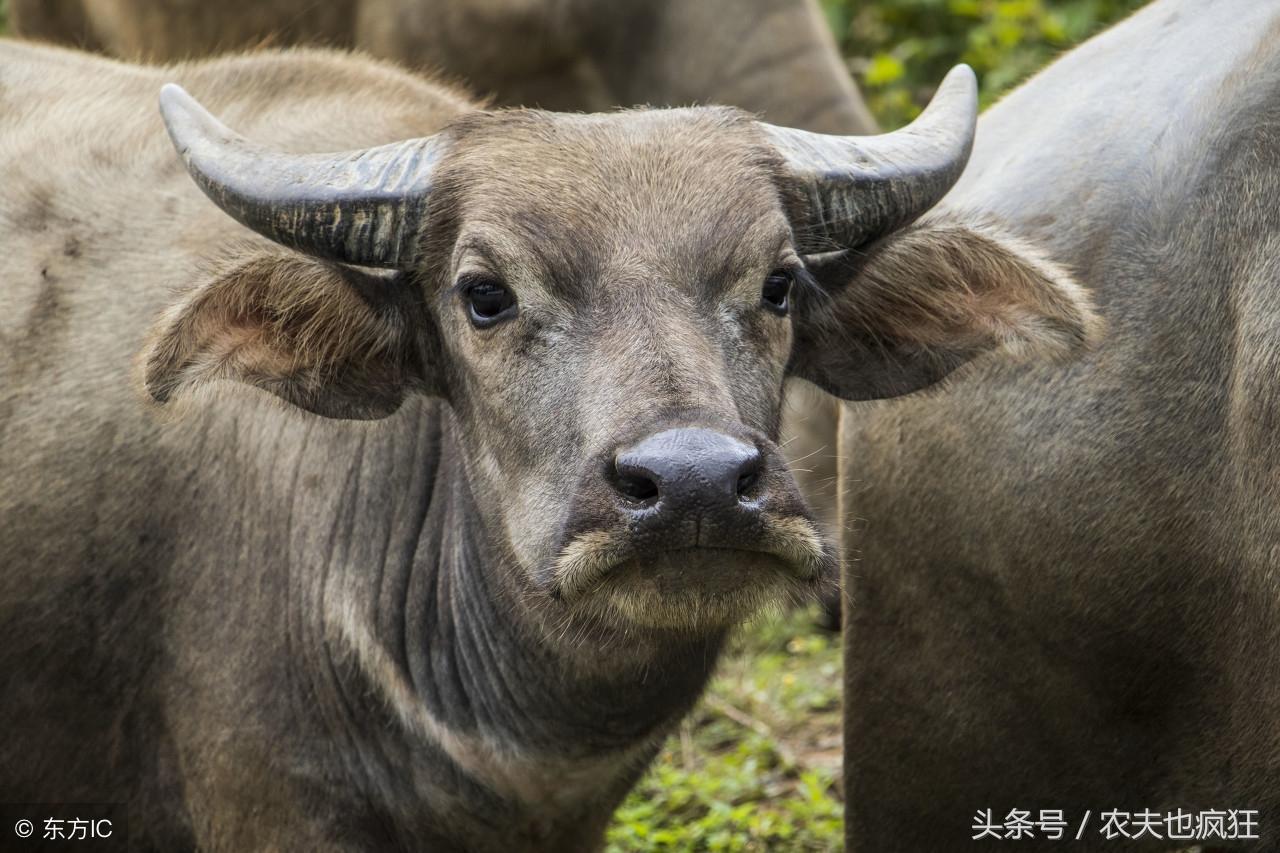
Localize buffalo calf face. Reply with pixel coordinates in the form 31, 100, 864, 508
143, 70, 1098, 634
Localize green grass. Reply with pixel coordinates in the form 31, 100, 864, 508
606, 606, 843, 852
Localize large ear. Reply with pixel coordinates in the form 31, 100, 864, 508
789, 218, 1101, 400
141, 251, 434, 419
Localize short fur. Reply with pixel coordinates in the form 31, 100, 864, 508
10, 0, 870, 622
837, 0, 1280, 849
142, 251, 429, 418
0, 42, 1091, 851
8, 0, 876, 135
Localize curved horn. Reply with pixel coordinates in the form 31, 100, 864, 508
763, 64, 978, 254
159, 84, 444, 268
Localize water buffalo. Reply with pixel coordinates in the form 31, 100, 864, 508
0, 42, 1094, 851
9, 0, 869, 571
838, 0, 1280, 849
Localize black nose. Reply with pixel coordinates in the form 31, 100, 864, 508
613, 428, 763, 510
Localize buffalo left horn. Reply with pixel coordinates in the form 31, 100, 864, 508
763, 64, 979, 254
159, 84, 444, 269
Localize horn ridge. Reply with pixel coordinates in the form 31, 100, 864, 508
764, 64, 978, 254
159, 83, 443, 268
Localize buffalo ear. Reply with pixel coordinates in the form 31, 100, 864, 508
789, 218, 1101, 400
141, 251, 434, 419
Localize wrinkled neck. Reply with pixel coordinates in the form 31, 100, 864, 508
322, 403, 722, 788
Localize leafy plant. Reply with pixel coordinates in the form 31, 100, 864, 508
822, 0, 1151, 127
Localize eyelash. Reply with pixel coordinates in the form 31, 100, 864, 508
761, 267, 798, 316
458, 274, 518, 328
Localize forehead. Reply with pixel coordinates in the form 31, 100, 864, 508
440, 108, 793, 287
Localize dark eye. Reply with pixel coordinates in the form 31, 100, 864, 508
461, 276, 517, 328
761, 269, 793, 315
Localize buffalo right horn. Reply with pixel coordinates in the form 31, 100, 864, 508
159, 84, 445, 269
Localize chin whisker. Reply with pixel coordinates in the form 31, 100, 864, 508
758, 514, 838, 580
551, 529, 628, 601
544, 514, 834, 632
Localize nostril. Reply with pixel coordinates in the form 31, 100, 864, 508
615, 471, 660, 504
735, 451, 763, 499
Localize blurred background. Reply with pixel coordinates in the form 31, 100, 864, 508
0, 0, 1149, 129
0, 0, 1146, 849
823, 0, 1147, 127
